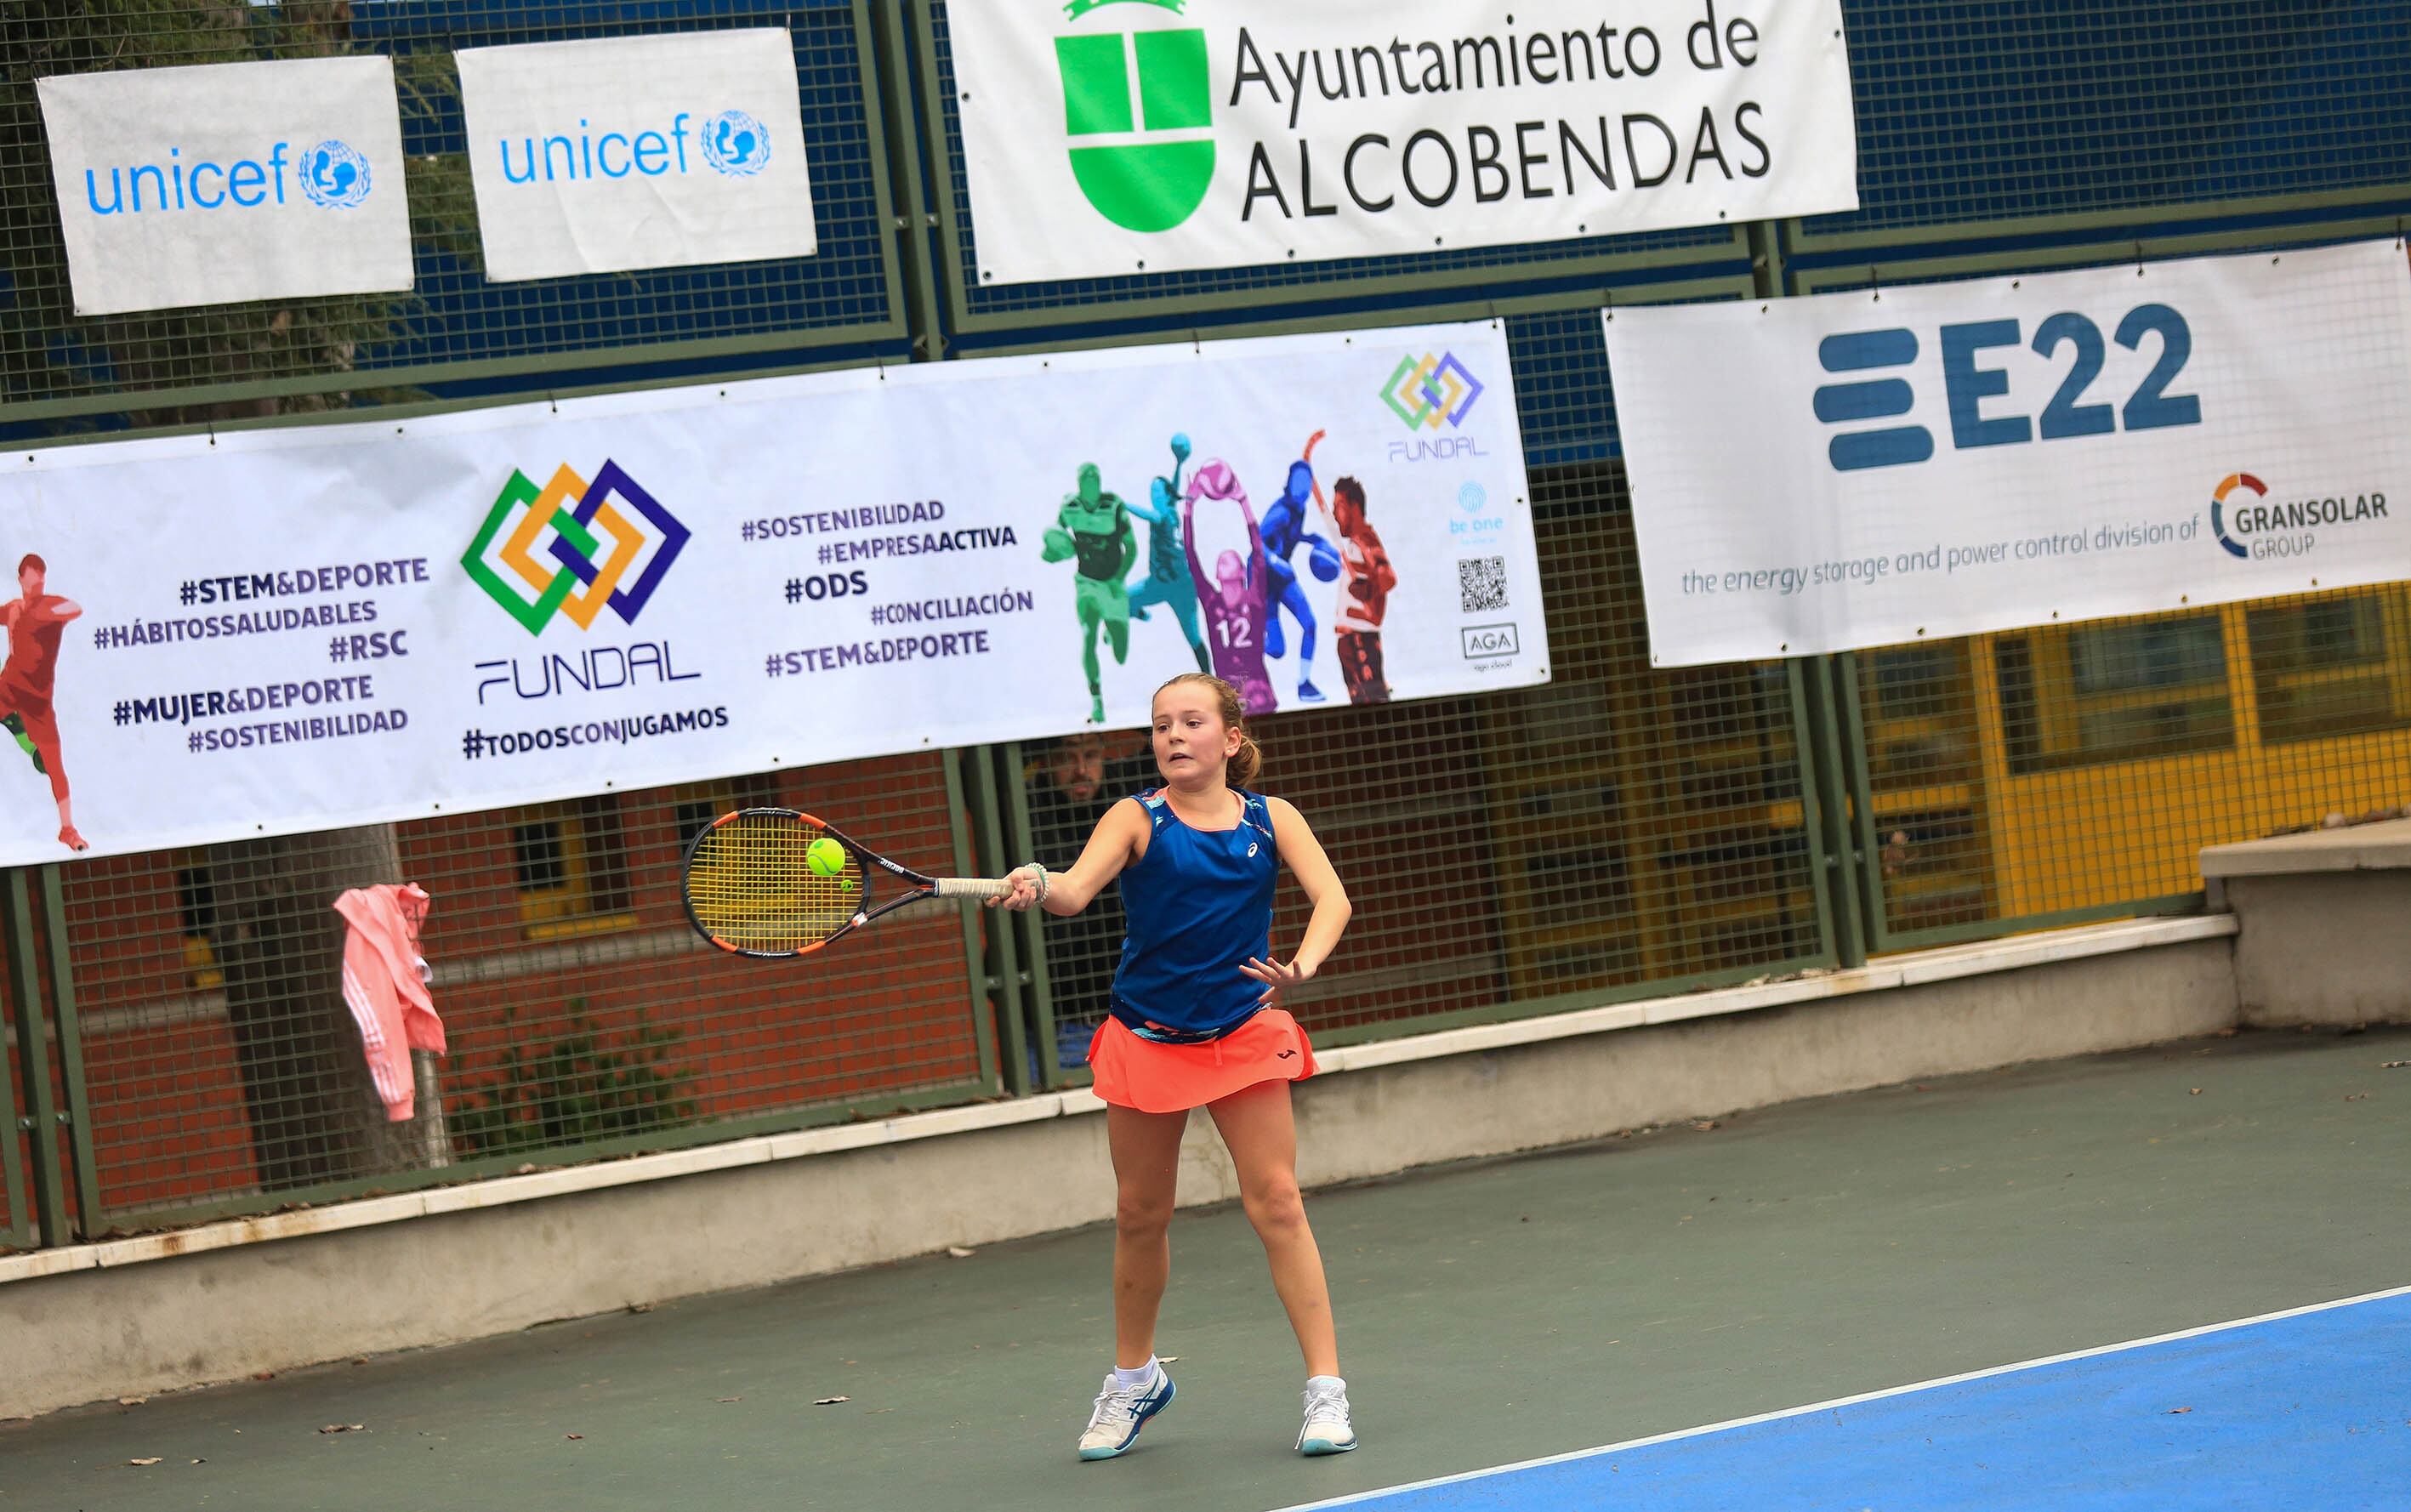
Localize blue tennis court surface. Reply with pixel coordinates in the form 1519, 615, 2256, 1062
1284, 1287, 2411, 1512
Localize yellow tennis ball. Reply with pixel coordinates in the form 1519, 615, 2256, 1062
805, 837, 849, 878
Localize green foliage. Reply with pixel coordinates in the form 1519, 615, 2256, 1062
450, 1001, 702, 1159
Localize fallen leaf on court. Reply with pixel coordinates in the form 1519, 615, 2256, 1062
626, 1303, 654, 1314
947, 1247, 975, 1259
2382, 1061, 2409, 1070
814, 1396, 851, 1406
2168, 1407, 2192, 1414
129, 1457, 162, 1465
251, 1372, 276, 1381
716, 1396, 742, 1403
2346, 1093, 2371, 1101
1692, 1120, 1719, 1131
2189, 1089, 2202, 1095
1158, 1356, 1179, 1363
117, 1395, 147, 1405
190, 1458, 207, 1464
318, 1424, 365, 1435
566, 1434, 584, 1441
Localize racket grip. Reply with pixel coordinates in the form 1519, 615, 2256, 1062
935, 876, 1014, 900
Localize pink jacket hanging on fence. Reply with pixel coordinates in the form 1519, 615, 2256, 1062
334, 884, 445, 1121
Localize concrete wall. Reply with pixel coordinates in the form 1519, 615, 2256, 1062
2225, 873, 2411, 1027
2202, 816, 2411, 1029
0, 925, 2237, 1421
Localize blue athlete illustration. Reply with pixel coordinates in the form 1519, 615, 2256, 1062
1259, 442, 1342, 705
1127, 433, 1212, 674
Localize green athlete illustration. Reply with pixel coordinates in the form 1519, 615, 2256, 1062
1042, 462, 1138, 725
1127, 432, 1211, 675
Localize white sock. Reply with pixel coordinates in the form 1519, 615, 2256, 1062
1113, 1357, 1160, 1390
1307, 1374, 1346, 1395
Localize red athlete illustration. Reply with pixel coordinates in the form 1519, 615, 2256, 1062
0, 554, 88, 851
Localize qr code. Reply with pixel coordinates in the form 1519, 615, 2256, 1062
1458, 555, 1508, 613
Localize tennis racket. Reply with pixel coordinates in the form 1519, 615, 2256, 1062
680, 808, 1014, 958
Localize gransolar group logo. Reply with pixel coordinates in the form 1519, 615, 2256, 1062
1055, 0, 1214, 234
463, 460, 691, 634
1380, 351, 1485, 431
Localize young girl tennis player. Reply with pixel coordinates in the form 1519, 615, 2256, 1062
995, 672, 1356, 1461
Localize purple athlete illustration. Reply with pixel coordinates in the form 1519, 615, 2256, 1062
1180, 459, 1276, 716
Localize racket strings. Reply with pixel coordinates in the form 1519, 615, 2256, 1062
686, 814, 865, 952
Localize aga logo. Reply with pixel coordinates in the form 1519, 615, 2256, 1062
1461, 622, 1520, 659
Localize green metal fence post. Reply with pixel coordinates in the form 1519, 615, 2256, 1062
944, 746, 1004, 1096
866, 0, 951, 359
3, 868, 67, 1244
35, 868, 99, 1237
0, 869, 31, 1250
964, 747, 1034, 1095
1802, 658, 1871, 969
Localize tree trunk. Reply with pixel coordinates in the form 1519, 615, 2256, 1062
204, 825, 444, 1192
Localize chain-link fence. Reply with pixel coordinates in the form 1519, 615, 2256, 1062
1, 1, 902, 434
0, 2, 2406, 1242
42, 752, 990, 1236
1002, 306, 1833, 1088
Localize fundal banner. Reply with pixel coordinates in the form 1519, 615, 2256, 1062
1604, 240, 2411, 667
948, 0, 1859, 283
0, 322, 1544, 867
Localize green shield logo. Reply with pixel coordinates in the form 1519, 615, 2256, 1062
1055, 0, 1214, 233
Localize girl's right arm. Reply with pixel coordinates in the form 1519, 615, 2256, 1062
993, 798, 1149, 915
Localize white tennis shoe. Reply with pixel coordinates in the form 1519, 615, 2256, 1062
1077, 1367, 1175, 1461
1298, 1377, 1357, 1455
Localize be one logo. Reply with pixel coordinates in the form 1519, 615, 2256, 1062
497, 109, 770, 185
1381, 351, 1485, 431
83, 138, 372, 216
463, 461, 691, 636
1055, 0, 1214, 233
1814, 305, 2202, 473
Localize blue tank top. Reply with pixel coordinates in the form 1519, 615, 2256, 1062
1111, 787, 1278, 1042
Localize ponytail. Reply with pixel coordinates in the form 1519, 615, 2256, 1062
1229, 731, 1263, 788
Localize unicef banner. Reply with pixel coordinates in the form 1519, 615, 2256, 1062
947, 0, 1858, 283
36, 57, 411, 315
457, 31, 818, 282
0, 322, 1543, 867
1605, 240, 2411, 667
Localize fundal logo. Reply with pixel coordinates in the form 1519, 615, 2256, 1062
463, 460, 691, 636
82, 139, 372, 215
1055, 0, 1214, 234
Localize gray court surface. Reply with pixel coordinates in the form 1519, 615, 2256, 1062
4, 1025, 2406, 1512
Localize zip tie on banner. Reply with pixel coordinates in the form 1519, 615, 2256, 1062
1602, 287, 1613, 322
1869, 265, 1881, 303
2135, 241, 2147, 278
1191, 329, 1202, 355
547, 391, 558, 414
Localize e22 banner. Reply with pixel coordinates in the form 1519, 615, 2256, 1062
1604, 240, 2411, 666
0, 321, 1544, 867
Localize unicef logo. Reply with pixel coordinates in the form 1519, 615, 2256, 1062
299, 139, 372, 208
1458, 481, 1487, 514
701, 111, 771, 177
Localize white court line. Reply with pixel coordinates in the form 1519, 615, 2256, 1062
1269, 1282, 2411, 1512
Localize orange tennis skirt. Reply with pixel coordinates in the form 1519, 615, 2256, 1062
1086, 1009, 1319, 1113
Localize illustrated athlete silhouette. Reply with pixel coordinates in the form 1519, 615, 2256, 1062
0, 554, 87, 851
